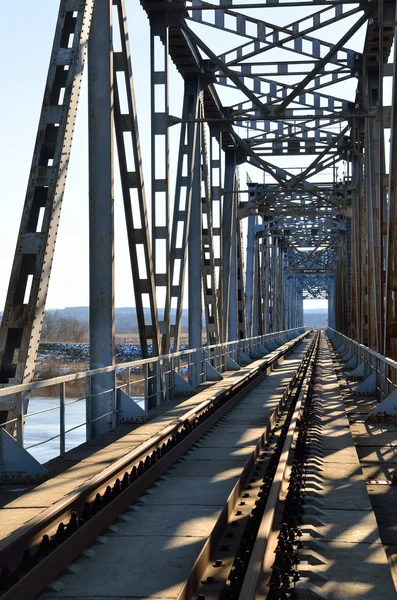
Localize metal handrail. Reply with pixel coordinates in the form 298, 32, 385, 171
0, 328, 304, 397
326, 327, 397, 402
0, 328, 306, 460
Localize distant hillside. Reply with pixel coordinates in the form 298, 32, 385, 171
0, 306, 329, 332
52, 307, 190, 333
304, 309, 328, 328
62, 306, 329, 330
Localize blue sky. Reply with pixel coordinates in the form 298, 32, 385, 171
0, 2, 160, 310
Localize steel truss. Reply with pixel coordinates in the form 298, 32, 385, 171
1, 0, 397, 432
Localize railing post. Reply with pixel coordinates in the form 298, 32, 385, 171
170, 355, 175, 397
187, 349, 199, 389
86, 377, 92, 442
144, 363, 149, 411
164, 359, 169, 403
125, 367, 131, 397
16, 392, 24, 447
161, 359, 167, 403
113, 371, 117, 428
155, 360, 161, 407
60, 382, 66, 456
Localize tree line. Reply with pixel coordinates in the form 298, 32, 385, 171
41, 311, 89, 343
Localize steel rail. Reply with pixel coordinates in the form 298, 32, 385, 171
0, 331, 310, 600
178, 331, 320, 599
240, 332, 320, 599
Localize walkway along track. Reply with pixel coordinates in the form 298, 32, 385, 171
0, 331, 311, 599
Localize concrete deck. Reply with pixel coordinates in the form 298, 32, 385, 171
37, 342, 311, 599
0, 340, 299, 544
4, 333, 392, 599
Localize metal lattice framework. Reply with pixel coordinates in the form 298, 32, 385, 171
1, 0, 397, 427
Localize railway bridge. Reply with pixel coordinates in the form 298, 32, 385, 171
1, 0, 397, 597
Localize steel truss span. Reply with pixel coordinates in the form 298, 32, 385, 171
0, 1, 396, 421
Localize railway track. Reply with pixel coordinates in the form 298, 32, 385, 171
0, 330, 317, 600
181, 331, 320, 600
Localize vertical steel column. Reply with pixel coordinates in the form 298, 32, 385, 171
254, 236, 262, 337
113, 0, 160, 358
228, 171, 238, 342
378, 0, 386, 354
201, 117, 220, 345
351, 121, 363, 343
291, 274, 295, 331
335, 233, 348, 334
284, 275, 290, 330
345, 216, 353, 338
361, 126, 369, 347
275, 241, 284, 331
286, 274, 296, 331
363, 60, 384, 351
88, 0, 115, 436
221, 151, 236, 342
385, 4, 397, 358
0, 1, 93, 427
292, 277, 296, 331
367, 117, 382, 350
150, 14, 170, 354
246, 214, 256, 338
357, 119, 366, 344
256, 222, 265, 336
335, 237, 341, 331
210, 126, 222, 339
269, 236, 276, 331
328, 276, 336, 329
237, 219, 246, 339
188, 95, 202, 352
297, 279, 303, 328
189, 101, 202, 387
263, 228, 270, 333
273, 242, 279, 332
298, 279, 302, 328
292, 277, 297, 328
168, 80, 201, 351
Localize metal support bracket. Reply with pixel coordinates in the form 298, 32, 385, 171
356, 371, 377, 394
0, 429, 48, 484
205, 361, 223, 381
366, 389, 397, 419
117, 389, 148, 424
172, 371, 195, 395
349, 362, 365, 377
238, 350, 253, 365
258, 344, 270, 355
344, 356, 358, 370
226, 356, 241, 371
266, 339, 279, 351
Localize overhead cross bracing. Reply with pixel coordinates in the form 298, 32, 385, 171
0, 0, 397, 429
163, 0, 366, 338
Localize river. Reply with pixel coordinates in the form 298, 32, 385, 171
24, 396, 144, 464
